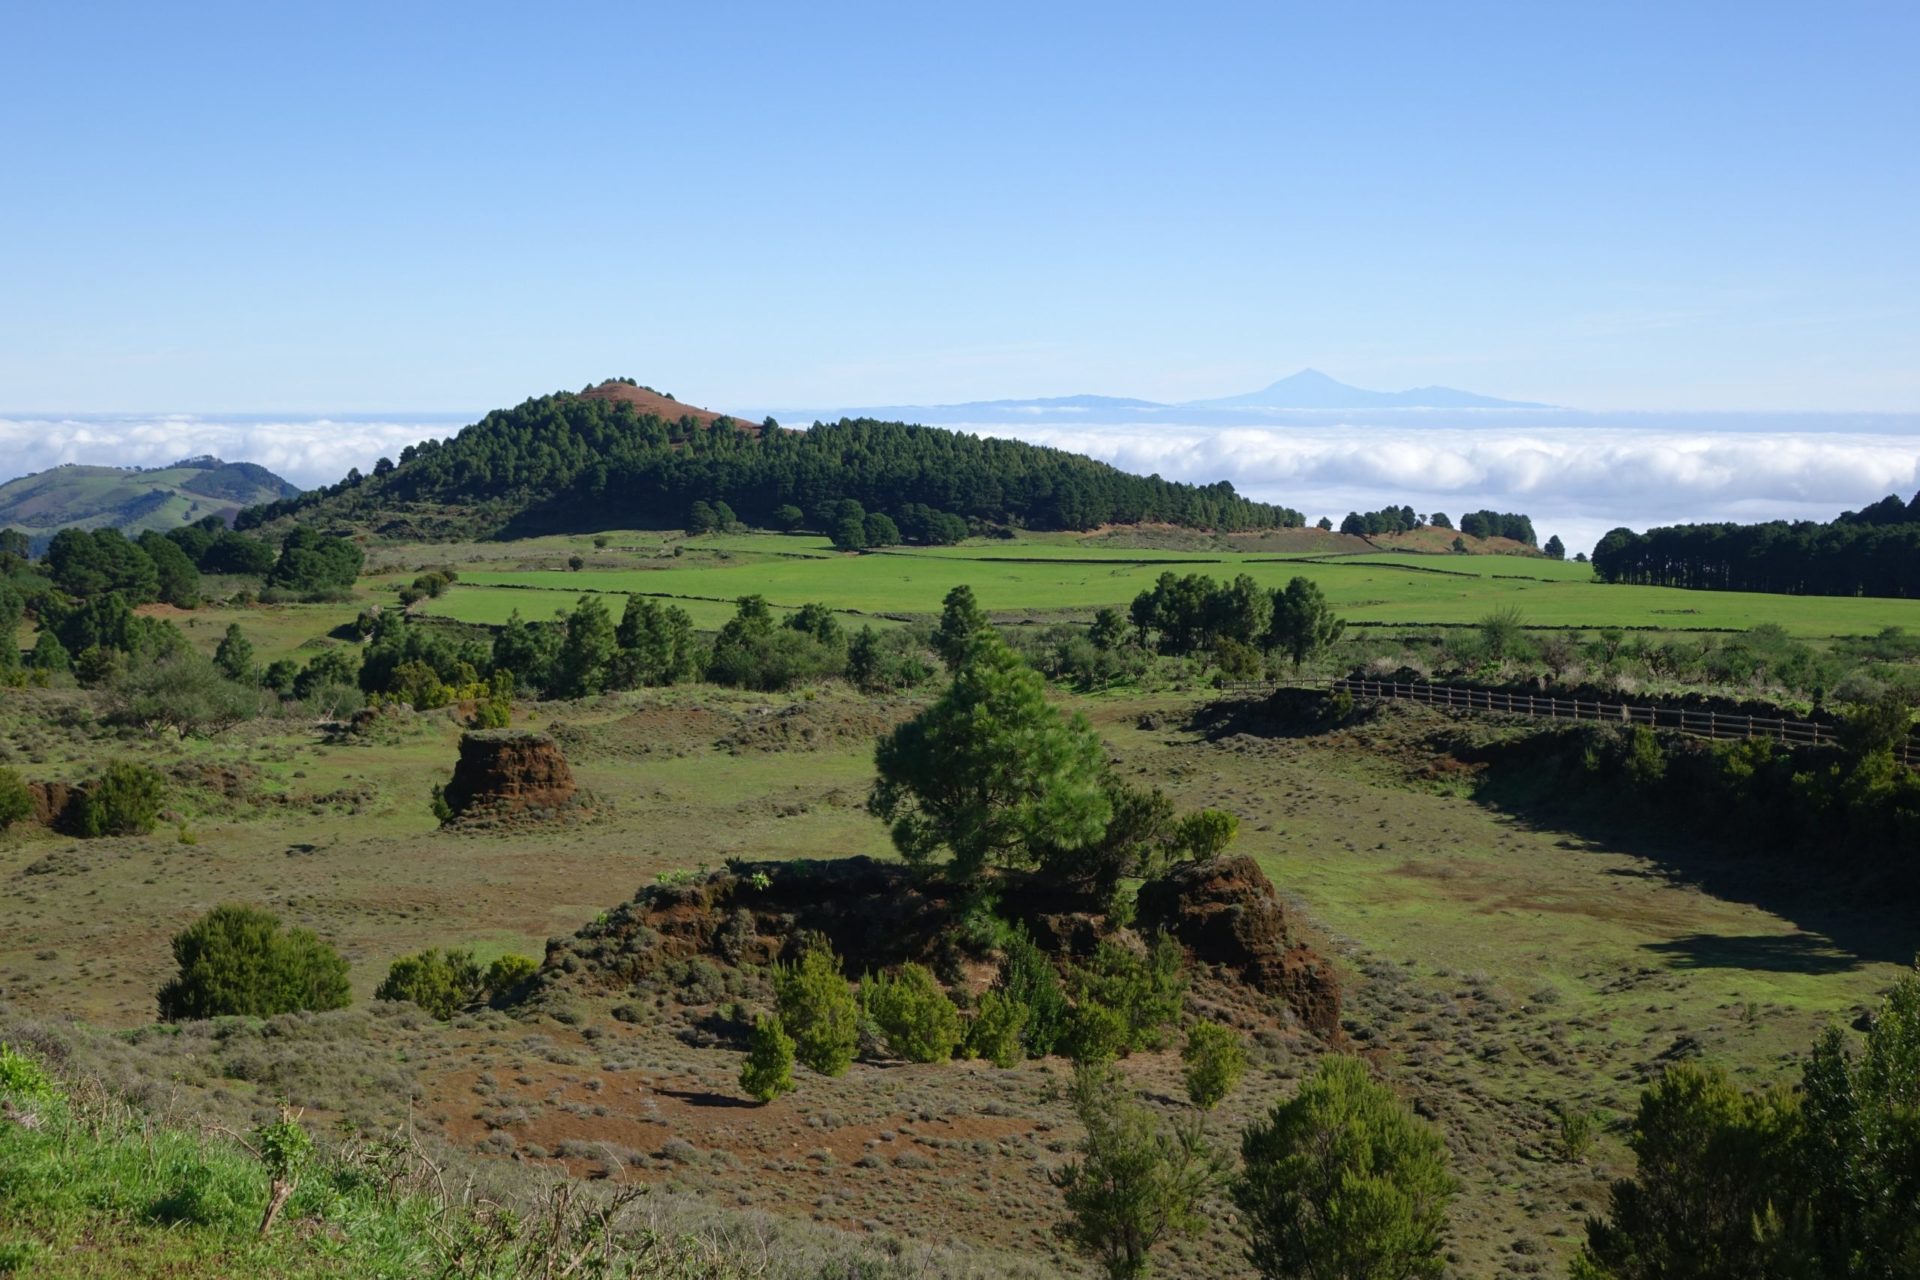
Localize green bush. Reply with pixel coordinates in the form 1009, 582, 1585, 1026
0, 767, 31, 831
1068, 935, 1187, 1054
998, 927, 1069, 1057
156, 905, 352, 1021
375, 948, 484, 1019
967, 989, 1029, 1068
862, 964, 962, 1063
483, 953, 539, 1000
1182, 1020, 1247, 1112
73, 760, 167, 837
0, 1044, 58, 1101
740, 1015, 797, 1103
775, 945, 859, 1077
1236, 1055, 1456, 1280
1062, 1001, 1128, 1066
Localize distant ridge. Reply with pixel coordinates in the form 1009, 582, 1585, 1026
1183, 368, 1552, 410
0, 456, 300, 546
766, 369, 1553, 423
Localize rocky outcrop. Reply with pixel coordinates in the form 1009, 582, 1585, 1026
1137, 855, 1343, 1038
439, 732, 580, 824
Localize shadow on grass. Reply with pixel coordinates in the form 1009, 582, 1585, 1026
655, 1087, 760, 1109
1643, 932, 1863, 974
1474, 779, 1920, 969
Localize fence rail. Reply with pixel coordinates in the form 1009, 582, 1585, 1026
1217, 677, 1919, 767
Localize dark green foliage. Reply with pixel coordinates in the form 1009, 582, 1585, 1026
870, 633, 1111, 879
741, 1014, 797, 1103
998, 927, 1070, 1057
608, 596, 696, 688
0, 766, 31, 830
774, 945, 859, 1077
772, 503, 805, 531
26, 631, 70, 673
293, 647, 361, 703
156, 905, 352, 1021
845, 624, 936, 693
687, 499, 718, 534
1067, 935, 1186, 1055
1573, 1064, 1808, 1280
265, 527, 363, 598
46, 528, 159, 602
245, 390, 1299, 536
197, 528, 277, 576
490, 610, 561, 694
1339, 504, 1420, 536
136, 530, 202, 606
550, 594, 617, 698
1579, 965, 1920, 1280
1268, 576, 1345, 669
1088, 607, 1128, 652
374, 948, 485, 1019
829, 513, 868, 551
72, 760, 167, 837
45, 591, 187, 663
861, 964, 962, 1063
1592, 492, 1920, 598
0, 582, 20, 669
1545, 533, 1566, 559
1459, 509, 1537, 544
1053, 1063, 1215, 1279
1036, 778, 1178, 889
213, 623, 255, 683
862, 512, 900, 548
707, 600, 844, 691
931, 584, 988, 670
1235, 1055, 1456, 1280
1182, 1020, 1247, 1112
358, 613, 482, 699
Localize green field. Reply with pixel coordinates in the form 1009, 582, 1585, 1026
408, 532, 1920, 637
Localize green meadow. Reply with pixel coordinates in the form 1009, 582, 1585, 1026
409, 532, 1920, 638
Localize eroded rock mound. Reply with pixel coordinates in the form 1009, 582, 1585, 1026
1137, 855, 1343, 1039
440, 732, 581, 825
25, 782, 79, 829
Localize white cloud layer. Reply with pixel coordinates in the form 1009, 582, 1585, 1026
2, 413, 1916, 557
969, 421, 1920, 554
0, 414, 465, 493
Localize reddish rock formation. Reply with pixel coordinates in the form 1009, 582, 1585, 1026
439, 732, 579, 824
1136, 855, 1343, 1039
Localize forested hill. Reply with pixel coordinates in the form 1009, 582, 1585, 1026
239, 381, 1304, 538
1593, 491, 1920, 598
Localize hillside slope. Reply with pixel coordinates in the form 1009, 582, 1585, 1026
0, 457, 299, 547
241, 379, 1304, 540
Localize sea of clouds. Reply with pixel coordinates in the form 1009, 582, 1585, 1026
2, 411, 1917, 555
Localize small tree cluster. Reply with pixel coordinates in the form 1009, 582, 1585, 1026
156, 905, 352, 1021
861, 963, 962, 1063
775, 944, 859, 1076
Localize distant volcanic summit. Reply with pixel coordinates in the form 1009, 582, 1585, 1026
1181, 368, 1553, 411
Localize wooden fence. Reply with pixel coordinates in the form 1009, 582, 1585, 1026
1218, 677, 1919, 766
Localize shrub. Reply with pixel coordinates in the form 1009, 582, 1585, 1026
375, 948, 485, 1019
775, 945, 859, 1077
999, 927, 1070, 1057
1068, 935, 1187, 1054
0, 767, 31, 831
73, 760, 166, 837
0, 1043, 58, 1100
968, 989, 1029, 1068
109, 652, 262, 737
484, 953, 539, 1000
1054, 1063, 1214, 1279
1236, 1055, 1456, 1280
862, 964, 962, 1063
156, 905, 352, 1021
740, 1015, 797, 1103
1062, 1001, 1128, 1066
1182, 1020, 1247, 1112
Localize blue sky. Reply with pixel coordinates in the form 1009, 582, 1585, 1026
2, 1, 1916, 414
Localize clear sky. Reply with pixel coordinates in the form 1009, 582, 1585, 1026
2, 1, 1916, 414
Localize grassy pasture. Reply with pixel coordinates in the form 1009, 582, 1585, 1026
425, 533, 1920, 637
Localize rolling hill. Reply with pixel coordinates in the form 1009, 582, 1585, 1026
0, 457, 300, 548
238, 379, 1303, 539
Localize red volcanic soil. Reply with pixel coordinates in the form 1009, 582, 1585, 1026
576, 380, 752, 430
